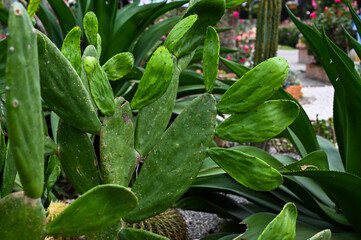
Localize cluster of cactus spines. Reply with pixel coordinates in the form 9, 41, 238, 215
125, 208, 187, 240
253, 0, 282, 65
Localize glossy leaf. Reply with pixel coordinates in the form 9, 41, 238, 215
278, 150, 329, 173
48, 0, 76, 36
133, 17, 180, 66
219, 56, 250, 78
272, 88, 320, 158
225, 0, 248, 8
47, 185, 138, 236
208, 148, 283, 191
283, 170, 361, 231
217, 57, 289, 113
216, 100, 300, 142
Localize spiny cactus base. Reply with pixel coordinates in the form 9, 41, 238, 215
126, 208, 187, 240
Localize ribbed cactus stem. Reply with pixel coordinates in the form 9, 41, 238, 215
254, 0, 282, 65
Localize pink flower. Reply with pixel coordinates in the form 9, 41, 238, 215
244, 45, 249, 51
233, 11, 239, 18
239, 44, 244, 48
310, 12, 316, 18
236, 36, 241, 41
324, 6, 328, 11
159, 18, 164, 22
335, 0, 341, 3
297, 17, 301, 20
226, 56, 231, 61
240, 58, 246, 63
250, 44, 254, 49
357, 10, 360, 14
312, 0, 317, 10
239, 19, 244, 23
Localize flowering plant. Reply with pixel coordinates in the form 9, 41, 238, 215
308, 0, 356, 52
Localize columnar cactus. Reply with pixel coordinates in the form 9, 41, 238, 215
253, 0, 282, 65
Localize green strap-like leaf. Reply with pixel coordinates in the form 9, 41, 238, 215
278, 150, 329, 173
225, 0, 248, 8
282, 170, 361, 232
48, 0, 76, 37
219, 56, 250, 78
133, 17, 180, 66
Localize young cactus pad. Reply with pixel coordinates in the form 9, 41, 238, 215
217, 57, 289, 114
6, 2, 44, 198
216, 100, 300, 143
130, 46, 174, 109
84, 56, 115, 116
208, 147, 283, 191
46, 184, 138, 237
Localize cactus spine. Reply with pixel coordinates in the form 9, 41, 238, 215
253, 0, 282, 65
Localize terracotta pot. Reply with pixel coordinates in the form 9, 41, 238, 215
285, 85, 303, 100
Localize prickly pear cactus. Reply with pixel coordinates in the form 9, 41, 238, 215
6, 2, 44, 199
0, 191, 46, 239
